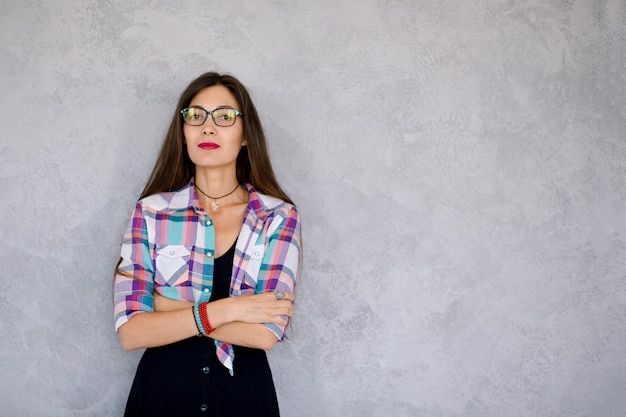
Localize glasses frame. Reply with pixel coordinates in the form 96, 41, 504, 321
180, 106, 243, 127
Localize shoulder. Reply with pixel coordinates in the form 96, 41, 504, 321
258, 193, 298, 217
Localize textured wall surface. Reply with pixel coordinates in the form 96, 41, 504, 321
1, 1, 625, 416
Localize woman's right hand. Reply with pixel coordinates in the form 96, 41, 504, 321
229, 292, 294, 326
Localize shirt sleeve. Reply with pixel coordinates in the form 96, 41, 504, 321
258, 205, 302, 341
113, 201, 155, 332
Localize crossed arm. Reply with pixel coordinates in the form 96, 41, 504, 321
118, 291, 294, 351
116, 201, 301, 352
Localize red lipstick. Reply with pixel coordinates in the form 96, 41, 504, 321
198, 142, 220, 150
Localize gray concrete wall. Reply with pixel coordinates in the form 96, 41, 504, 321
1, 1, 625, 416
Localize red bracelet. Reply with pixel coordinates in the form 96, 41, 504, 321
198, 302, 215, 335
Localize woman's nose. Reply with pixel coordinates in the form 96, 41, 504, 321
202, 118, 216, 134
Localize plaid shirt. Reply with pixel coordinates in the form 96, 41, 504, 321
113, 179, 302, 375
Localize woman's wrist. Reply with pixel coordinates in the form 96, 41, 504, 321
207, 296, 236, 327
193, 301, 217, 336
192, 297, 236, 336
199, 302, 216, 334
192, 304, 205, 336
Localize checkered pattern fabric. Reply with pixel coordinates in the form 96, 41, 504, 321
114, 179, 302, 374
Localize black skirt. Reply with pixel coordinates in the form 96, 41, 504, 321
123, 243, 280, 417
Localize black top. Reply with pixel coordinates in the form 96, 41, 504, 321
123, 242, 280, 417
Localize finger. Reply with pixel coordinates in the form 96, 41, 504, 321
272, 291, 295, 302
272, 305, 293, 317
268, 315, 289, 326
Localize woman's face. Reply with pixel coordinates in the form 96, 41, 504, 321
183, 85, 246, 172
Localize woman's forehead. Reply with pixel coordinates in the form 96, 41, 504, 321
190, 85, 240, 109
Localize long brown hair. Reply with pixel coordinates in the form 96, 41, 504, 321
139, 72, 293, 204
114, 73, 295, 279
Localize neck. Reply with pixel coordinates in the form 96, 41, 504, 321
194, 167, 239, 196
194, 167, 245, 211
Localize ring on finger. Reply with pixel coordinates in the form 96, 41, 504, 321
275, 291, 286, 300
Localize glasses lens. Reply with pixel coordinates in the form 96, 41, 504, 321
213, 108, 238, 126
182, 107, 207, 125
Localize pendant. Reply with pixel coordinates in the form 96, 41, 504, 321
210, 200, 220, 211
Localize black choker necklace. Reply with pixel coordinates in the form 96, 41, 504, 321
195, 183, 240, 212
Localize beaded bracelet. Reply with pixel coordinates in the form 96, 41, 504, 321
198, 302, 216, 335
193, 304, 205, 336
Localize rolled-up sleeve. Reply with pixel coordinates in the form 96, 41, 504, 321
113, 202, 155, 331
258, 205, 302, 341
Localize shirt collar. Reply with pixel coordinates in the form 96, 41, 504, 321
166, 178, 279, 221
166, 178, 200, 211
243, 182, 270, 222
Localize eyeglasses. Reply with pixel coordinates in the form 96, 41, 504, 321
180, 106, 243, 127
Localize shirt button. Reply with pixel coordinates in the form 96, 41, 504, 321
169, 251, 176, 256
200, 404, 208, 412
206, 220, 212, 226
254, 251, 260, 257
204, 288, 209, 293
202, 366, 210, 374
206, 251, 213, 257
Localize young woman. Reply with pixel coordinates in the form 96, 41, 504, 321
113, 72, 302, 416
